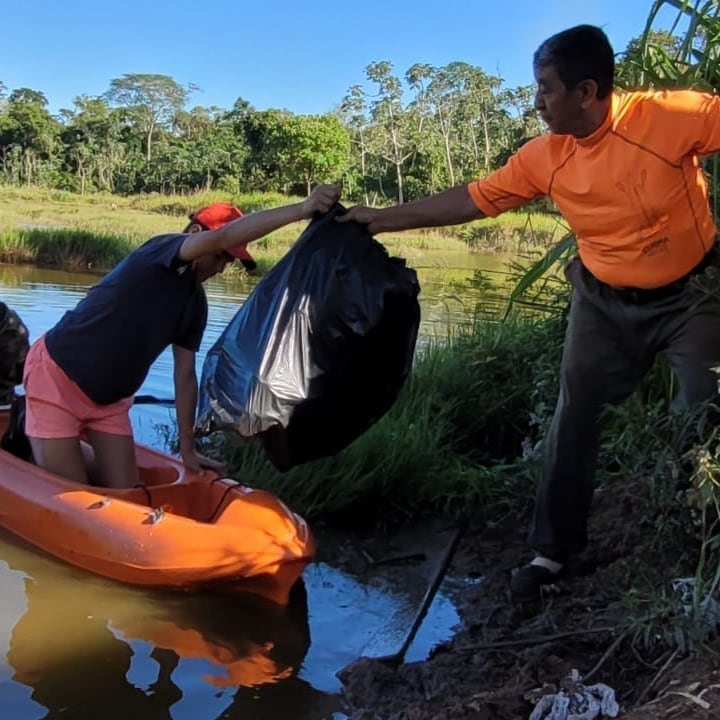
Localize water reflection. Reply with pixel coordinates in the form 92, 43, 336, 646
0, 532, 461, 719
0, 260, 485, 719
1, 532, 339, 720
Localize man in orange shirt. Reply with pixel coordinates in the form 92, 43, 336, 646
339, 24, 720, 600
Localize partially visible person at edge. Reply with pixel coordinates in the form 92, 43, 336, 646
23, 184, 341, 489
339, 24, 720, 601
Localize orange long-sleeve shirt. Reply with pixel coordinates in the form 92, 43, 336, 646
467, 90, 720, 288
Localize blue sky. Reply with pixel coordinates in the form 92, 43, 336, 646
3, 1, 676, 115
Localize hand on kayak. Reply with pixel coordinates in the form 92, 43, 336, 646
182, 449, 227, 476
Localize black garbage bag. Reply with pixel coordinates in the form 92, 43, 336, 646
196, 204, 421, 471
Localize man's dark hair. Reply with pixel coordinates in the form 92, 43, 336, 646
534, 24, 615, 99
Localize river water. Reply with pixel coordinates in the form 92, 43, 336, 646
0, 255, 513, 720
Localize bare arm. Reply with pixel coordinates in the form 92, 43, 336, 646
178, 183, 341, 262
338, 185, 485, 235
172, 345, 226, 474
172, 345, 199, 460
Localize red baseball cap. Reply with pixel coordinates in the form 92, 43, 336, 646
189, 202, 257, 271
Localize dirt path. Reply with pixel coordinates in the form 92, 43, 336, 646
337, 481, 720, 719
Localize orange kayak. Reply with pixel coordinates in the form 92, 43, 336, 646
0, 412, 315, 605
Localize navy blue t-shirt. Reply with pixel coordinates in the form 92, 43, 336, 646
45, 234, 208, 405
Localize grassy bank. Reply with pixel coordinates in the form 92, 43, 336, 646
5, 183, 720, 674
0, 228, 136, 271
215, 305, 720, 667
218, 312, 568, 523
217, 306, 720, 673
0, 185, 566, 271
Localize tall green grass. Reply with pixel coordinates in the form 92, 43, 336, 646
216, 314, 566, 524
0, 185, 571, 273
0, 228, 139, 270
456, 212, 569, 251
623, 0, 720, 91
0, 227, 279, 274
128, 191, 297, 217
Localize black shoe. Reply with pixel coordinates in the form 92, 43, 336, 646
510, 563, 561, 601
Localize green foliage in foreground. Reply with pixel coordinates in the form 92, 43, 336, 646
218, 314, 567, 525
214, 301, 720, 653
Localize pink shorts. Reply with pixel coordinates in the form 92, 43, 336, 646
23, 336, 133, 439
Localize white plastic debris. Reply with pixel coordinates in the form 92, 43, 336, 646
528, 669, 619, 720
672, 577, 720, 630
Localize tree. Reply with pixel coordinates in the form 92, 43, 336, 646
104, 74, 193, 161
365, 61, 415, 203
239, 108, 297, 191
0, 56, 559, 199
178, 116, 248, 192
504, 85, 542, 139
451, 63, 505, 175
59, 95, 129, 193
406, 63, 458, 185
285, 114, 350, 194
0, 88, 59, 184
9, 88, 48, 106
225, 96, 253, 124
616, 30, 684, 88
340, 85, 372, 203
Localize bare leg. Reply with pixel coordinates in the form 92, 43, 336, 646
85, 430, 139, 489
28, 436, 88, 484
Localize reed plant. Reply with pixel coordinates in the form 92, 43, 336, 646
219, 313, 566, 524
0, 228, 138, 270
